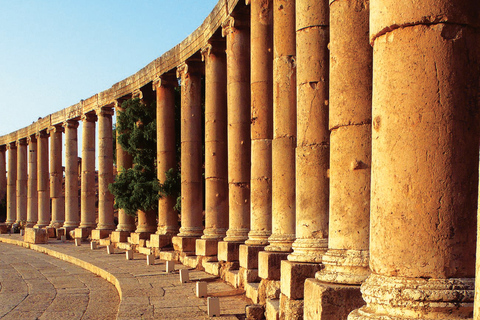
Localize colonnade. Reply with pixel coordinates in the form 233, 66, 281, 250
0, 0, 479, 319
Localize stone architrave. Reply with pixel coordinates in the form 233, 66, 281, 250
63, 120, 79, 230
26, 136, 38, 227
349, 0, 479, 318
153, 74, 179, 238
16, 138, 28, 224
6, 142, 17, 225
265, 0, 296, 253
35, 131, 50, 228
95, 107, 115, 234
246, 0, 273, 247
0, 145, 6, 204
49, 125, 64, 228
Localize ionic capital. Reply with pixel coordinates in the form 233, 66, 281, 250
35, 131, 49, 140
152, 74, 177, 90
16, 138, 27, 147
26, 135, 37, 144
201, 44, 213, 61
0, 145, 6, 152
63, 120, 79, 129
7, 142, 17, 150
48, 124, 64, 134
132, 89, 143, 100
97, 106, 114, 117
81, 113, 98, 123
221, 16, 236, 37
176, 61, 202, 80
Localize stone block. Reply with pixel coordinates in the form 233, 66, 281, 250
218, 241, 241, 262
110, 230, 131, 243
258, 279, 281, 305
303, 278, 365, 320
166, 260, 175, 273
240, 245, 264, 269
129, 232, 152, 245
75, 238, 81, 246
147, 254, 155, 265
239, 267, 259, 287
75, 227, 92, 240
265, 299, 279, 320
208, 297, 220, 317
172, 236, 197, 253
279, 293, 303, 320
246, 282, 260, 304
196, 238, 219, 256
60, 235, 66, 243
126, 249, 134, 260
107, 244, 114, 255
90, 241, 98, 250
180, 269, 189, 283
280, 260, 322, 300
160, 250, 177, 261
55, 228, 65, 239
246, 304, 265, 320
0, 224, 8, 234
60, 227, 76, 239
149, 233, 173, 248
196, 281, 207, 298
24, 228, 48, 244
224, 269, 240, 288
46, 227, 56, 238
91, 229, 112, 240
258, 251, 289, 280
203, 260, 220, 276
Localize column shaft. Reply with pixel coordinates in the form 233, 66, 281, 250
35, 132, 50, 227
26, 137, 38, 227
349, 0, 479, 318
49, 125, 64, 227
6, 143, 17, 224
64, 120, 79, 228
222, 15, 251, 243
16, 139, 27, 224
266, 0, 296, 252
0, 146, 6, 222
80, 113, 97, 229
246, 0, 273, 246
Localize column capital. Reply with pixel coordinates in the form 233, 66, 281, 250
152, 74, 177, 90
81, 113, 98, 123
0, 145, 6, 152
201, 44, 213, 61
176, 61, 203, 80
63, 119, 79, 129
26, 135, 37, 144
48, 124, 64, 134
221, 15, 249, 37
16, 138, 27, 147
35, 130, 49, 139
7, 142, 17, 150
96, 106, 114, 117
132, 89, 143, 100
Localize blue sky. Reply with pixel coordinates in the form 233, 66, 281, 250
0, 1, 218, 136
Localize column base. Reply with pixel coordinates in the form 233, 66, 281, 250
75, 227, 93, 240
110, 231, 131, 243
218, 241, 242, 262
172, 236, 198, 253
150, 234, 173, 248
129, 232, 153, 245
239, 244, 264, 270
316, 249, 370, 285
196, 238, 219, 257
24, 228, 48, 244
288, 238, 328, 263
258, 251, 289, 280
25, 221, 37, 228
281, 260, 322, 300
91, 229, 113, 240
245, 230, 271, 246
264, 233, 295, 252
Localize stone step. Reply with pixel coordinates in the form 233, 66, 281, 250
202, 260, 220, 276
137, 246, 152, 255
159, 250, 177, 261
266, 299, 280, 320
116, 242, 132, 250
224, 269, 240, 288
245, 282, 260, 304
181, 255, 198, 269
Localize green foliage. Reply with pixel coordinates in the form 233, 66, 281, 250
112, 124, 117, 166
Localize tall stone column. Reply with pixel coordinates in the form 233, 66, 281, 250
16, 139, 27, 224
217, 13, 251, 263
150, 74, 179, 249
349, 1, 479, 319
63, 120, 79, 233
196, 41, 229, 258
35, 131, 50, 228
6, 142, 17, 225
92, 107, 115, 239
0, 145, 6, 222
26, 136, 38, 227
76, 113, 97, 239
49, 125, 64, 228
172, 61, 204, 253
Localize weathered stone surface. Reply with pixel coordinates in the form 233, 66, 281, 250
239, 244, 264, 269
24, 228, 48, 244
280, 260, 321, 300
259, 280, 281, 305
172, 236, 197, 253
110, 230, 130, 243
246, 304, 265, 320
279, 293, 303, 320
91, 229, 112, 240
258, 251, 289, 280
196, 238, 219, 257
218, 241, 241, 262
149, 233, 172, 249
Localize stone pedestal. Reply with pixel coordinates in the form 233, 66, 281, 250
26, 136, 38, 228
129, 231, 153, 245
111, 230, 130, 243
24, 228, 48, 244
172, 236, 197, 253
60, 226, 76, 240
91, 229, 112, 240
196, 238, 219, 257
218, 241, 242, 262
49, 125, 64, 228
239, 245, 264, 286
150, 234, 173, 249
259, 251, 289, 281
35, 131, 50, 228
75, 227, 93, 240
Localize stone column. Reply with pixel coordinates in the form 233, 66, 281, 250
76, 113, 97, 239
0, 145, 6, 222
35, 131, 50, 228
92, 107, 115, 239
63, 120, 79, 233
16, 139, 27, 224
150, 74, 179, 249
349, 1, 479, 319
172, 61, 204, 253
49, 125, 64, 228
196, 41, 229, 258
217, 13, 251, 263
6, 142, 17, 225
26, 136, 38, 227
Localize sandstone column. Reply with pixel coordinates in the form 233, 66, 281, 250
26, 136, 38, 227
349, 1, 479, 318
76, 113, 97, 238
16, 139, 27, 224
196, 41, 229, 258
6, 142, 17, 225
49, 125, 64, 228
63, 120, 79, 233
172, 61, 204, 253
92, 107, 115, 239
35, 131, 50, 228
0, 145, 6, 222
150, 74, 178, 249
217, 13, 251, 263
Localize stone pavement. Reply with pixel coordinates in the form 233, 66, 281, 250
0, 234, 251, 319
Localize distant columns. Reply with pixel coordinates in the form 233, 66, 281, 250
63, 120, 79, 229
222, 14, 251, 243
49, 125, 64, 227
35, 131, 50, 228
6, 142, 17, 225
79, 113, 97, 229
96, 107, 115, 231
26, 136, 38, 227
16, 139, 27, 224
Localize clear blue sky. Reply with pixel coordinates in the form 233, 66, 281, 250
0, 0, 218, 136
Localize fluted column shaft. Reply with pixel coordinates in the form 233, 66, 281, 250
222, 15, 251, 243
35, 131, 50, 228
154, 76, 179, 236
49, 125, 64, 227
246, 0, 273, 246
26, 137, 38, 227
96, 107, 115, 230
349, 0, 479, 318
266, 0, 296, 252
201, 42, 229, 240
80, 113, 97, 229
16, 139, 27, 224
6, 143, 17, 225
176, 62, 203, 238
63, 120, 79, 228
